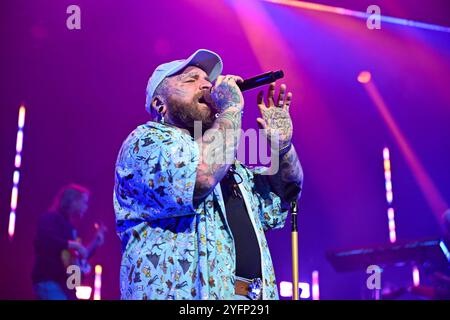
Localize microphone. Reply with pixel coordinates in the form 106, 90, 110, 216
201, 70, 285, 107
237, 70, 284, 91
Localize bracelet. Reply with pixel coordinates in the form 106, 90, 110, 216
214, 110, 244, 118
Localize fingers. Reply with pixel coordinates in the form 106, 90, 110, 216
215, 75, 225, 87
212, 75, 241, 96
277, 84, 286, 107
285, 92, 292, 111
214, 75, 244, 95
267, 82, 275, 106
256, 117, 267, 130
257, 90, 266, 114
220, 74, 243, 84
256, 82, 296, 113
266, 83, 292, 109
231, 75, 244, 83
257, 90, 264, 105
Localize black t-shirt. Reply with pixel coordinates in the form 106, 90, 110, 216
32, 211, 75, 288
220, 167, 262, 279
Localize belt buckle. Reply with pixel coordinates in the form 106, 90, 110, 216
247, 278, 262, 300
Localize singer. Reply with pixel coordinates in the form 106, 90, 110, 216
114, 49, 303, 300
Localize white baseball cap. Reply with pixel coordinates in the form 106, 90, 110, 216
145, 49, 223, 113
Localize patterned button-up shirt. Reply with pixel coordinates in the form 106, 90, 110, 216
114, 121, 288, 300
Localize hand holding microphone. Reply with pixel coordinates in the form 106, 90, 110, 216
204, 75, 244, 113
203, 70, 285, 114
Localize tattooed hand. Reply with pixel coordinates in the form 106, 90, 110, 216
256, 83, 293, 150
257, 83, 303, 203
210, 75, 244, 113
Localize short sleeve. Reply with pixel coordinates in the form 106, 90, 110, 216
114, 124, 200, 223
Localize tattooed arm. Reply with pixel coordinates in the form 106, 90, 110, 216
274, 145, 303, 202
193, 75, 244, 201
257, 83, 303, 203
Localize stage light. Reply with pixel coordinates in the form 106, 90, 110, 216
385, 181, 392, 193
18, 105, 25, 128
94, 265, 102, 300
280, 281, 311, 299
388, 220, 396, 231
75, 286, 92, 300
439, 241, 450, 261
389, 231, 396, 243
386, 191, 393, 205
14, 155, 21, 168
361, 77, 448, 227
299, 282, 311, 299
10, 186, 18, 211
8, 105, 26, 240
13, 171, 20, 185
280, 281, 293, 297
262, 0, 450, 33
387, 208, 395, 220
16, 131, 23, 153
383, 160, 391, 172
383, 147, 397, 243
8, 212, 16, 240
412, 266, 420, 287
357, 71, 371, 84
312, 270, 320, 300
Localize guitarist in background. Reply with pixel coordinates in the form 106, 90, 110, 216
32, 184, 106, 300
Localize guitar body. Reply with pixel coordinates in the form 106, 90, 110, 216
61, 238, 92, 275
61, 222, 106, 275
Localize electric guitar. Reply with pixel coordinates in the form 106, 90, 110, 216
61, 222, 107, 274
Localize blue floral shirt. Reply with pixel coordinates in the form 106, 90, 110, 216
114, 121, 288, 300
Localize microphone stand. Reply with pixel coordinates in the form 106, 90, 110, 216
291, 200, 299, 300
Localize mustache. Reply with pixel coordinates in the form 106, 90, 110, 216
198, 89, 217, 111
